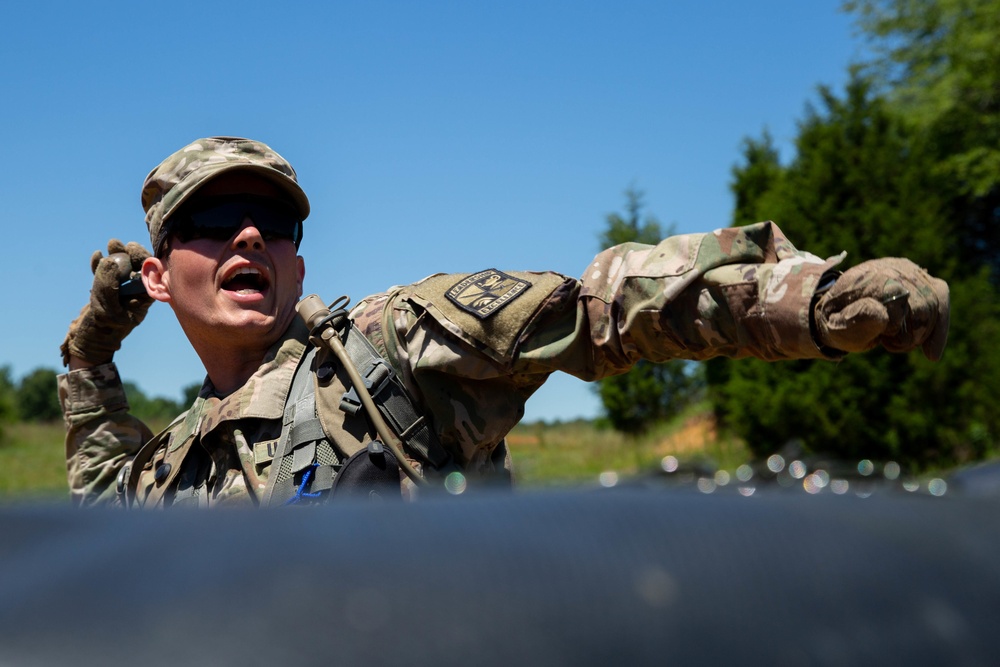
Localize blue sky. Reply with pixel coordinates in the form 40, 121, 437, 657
1, 1, 862, 421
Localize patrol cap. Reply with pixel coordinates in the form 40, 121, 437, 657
141, 137, 310, 255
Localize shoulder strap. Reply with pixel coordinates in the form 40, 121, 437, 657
339, 324, 452, 470
260, 320, 455, 507
259, 345, 341, 507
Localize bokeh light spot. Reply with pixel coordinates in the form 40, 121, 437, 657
696, 477, 716, 494
599, 471, 619, 488
444, 472, 467, 495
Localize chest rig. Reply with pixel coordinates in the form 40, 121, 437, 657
120, 296, 454, 508
260, 296, 453, 506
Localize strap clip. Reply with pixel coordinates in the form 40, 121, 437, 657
340, 359, 395, 415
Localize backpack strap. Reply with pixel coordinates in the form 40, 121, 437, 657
259, 345, 342, 507
340, 323, 452, 471
260, 319, 455, 507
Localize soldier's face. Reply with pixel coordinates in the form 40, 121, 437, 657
142, 173, 306, 352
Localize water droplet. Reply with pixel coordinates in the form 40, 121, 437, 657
714, 470, 731, 486
928, 478, 947, 497
696, 477, 716, 494
661, 456, 679, 473
812, 469, 830, 488
737, 485, 756, 497
858, 459, 874, 476
803, 475, 822, 494
767, 455, 785, 473
599, 471, 619, 488
884, 461, 901, 480
736, 464, 754, 482
789, 460, 807, 480
903, 481, 920, 492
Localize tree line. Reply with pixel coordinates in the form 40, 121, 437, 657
597, 0, 1000, 470
0, 365, 200, 435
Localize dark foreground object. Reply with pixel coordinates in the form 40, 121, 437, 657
1, 488, 998, 666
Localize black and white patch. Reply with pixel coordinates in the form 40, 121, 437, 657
445, 269, 532, 318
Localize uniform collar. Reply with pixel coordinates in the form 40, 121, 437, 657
187, 318, 311, 437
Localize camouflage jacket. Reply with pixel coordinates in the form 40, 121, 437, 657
59, 222, 844, 508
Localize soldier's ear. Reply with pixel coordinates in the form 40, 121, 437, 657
142, 257, 172, 303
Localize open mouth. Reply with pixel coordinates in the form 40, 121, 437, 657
222, 266, 270, 295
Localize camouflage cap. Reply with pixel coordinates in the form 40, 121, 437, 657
141, 137, 310, 254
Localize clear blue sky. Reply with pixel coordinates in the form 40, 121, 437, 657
1, 0, 862, 421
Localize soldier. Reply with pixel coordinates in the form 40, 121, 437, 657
58, 137, 950, 508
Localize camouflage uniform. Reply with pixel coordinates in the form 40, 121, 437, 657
59, 220, 843, 507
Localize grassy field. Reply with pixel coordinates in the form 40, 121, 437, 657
0, 404, 747, 502
507, 402, 749, 487
0, 421, 70, 502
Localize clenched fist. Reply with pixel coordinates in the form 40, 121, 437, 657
814, 258, 950, 361
61, 239, 154, 366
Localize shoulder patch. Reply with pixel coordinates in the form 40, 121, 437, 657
406, 269, 573, 361
445, 269, 532, 319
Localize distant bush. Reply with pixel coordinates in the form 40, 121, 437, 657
17, 368, 61, 422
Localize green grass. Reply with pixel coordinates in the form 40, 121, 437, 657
508, 401, 750, 487
0, 421, 69, 502
0, 404, 748, 500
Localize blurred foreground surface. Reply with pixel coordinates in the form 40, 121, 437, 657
2, 472, 999, 667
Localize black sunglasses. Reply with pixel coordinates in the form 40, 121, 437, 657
169, 194, 303, 249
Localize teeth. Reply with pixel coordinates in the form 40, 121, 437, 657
225, 266, 263, 282
224, 266, 265, 294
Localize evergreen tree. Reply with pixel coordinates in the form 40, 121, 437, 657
847, 0, 1000, 277
595, 189, 702, 435
709, 74, 1000, 467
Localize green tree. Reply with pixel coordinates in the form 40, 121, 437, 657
0, 366, 17, 443
595, 188, 702, 435
847, 0, 1000, 277
182, 382, 202, 407
709, 74, 1000, 467
123, 382, 184, 425
17, 368, 61, 422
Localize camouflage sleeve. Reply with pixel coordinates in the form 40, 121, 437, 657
516, 220, 846, 378
357, 221, 843, 468
58, 363, 153, 507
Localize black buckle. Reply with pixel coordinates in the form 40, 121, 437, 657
339, 360, 395, 415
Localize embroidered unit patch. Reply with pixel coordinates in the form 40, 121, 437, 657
446, 269, 532, 318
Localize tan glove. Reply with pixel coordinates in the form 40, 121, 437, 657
814, 258, 950, 361
61, 240, 154, 366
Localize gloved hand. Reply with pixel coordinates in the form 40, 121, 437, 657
61, 240, 154, 366
813, 258, 950, 361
